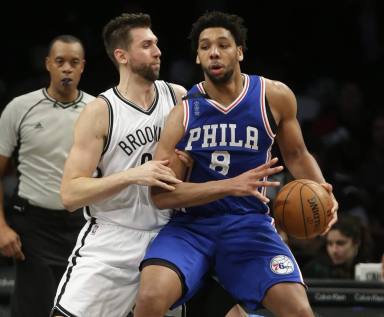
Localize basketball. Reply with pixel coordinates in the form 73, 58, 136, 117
273, 179, 332, 239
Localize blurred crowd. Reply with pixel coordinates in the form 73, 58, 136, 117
283, 78, 384, 270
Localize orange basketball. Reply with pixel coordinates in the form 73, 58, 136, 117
273, 179, 332, 239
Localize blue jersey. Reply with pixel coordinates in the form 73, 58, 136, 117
177, 74, 276, 215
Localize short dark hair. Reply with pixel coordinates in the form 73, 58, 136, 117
189, 11, 248, 53
48, 34, 84, 56
102, 13, 151, 66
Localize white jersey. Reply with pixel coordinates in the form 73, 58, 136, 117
88, 81, 177, 230
0, 88, 94, 209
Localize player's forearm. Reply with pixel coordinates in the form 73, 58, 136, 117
151, 179, 233, 209
285, 151, 326, 183
61, 171, 135, 211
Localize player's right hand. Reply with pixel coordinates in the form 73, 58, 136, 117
130, 160, 182, 191
0, 223, 25, 261
227, 157, 283, 203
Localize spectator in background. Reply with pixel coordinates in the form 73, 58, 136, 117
355, 110, 384, 259
303, 216, 373, 279
0, 35, 94, 316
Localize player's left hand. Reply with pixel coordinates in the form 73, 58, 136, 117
175, 149, 194, 168
320, 182, 338, 235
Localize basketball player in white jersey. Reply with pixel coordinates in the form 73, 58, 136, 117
51, 13, 185, 317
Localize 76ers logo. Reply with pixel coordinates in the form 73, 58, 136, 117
270, 255, 294, 275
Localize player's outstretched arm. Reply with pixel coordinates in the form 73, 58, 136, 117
267, 78, 338, 230
151, 104, 283, 210
61, 98, 180, 212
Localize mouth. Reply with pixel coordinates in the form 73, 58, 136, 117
61, 78, 73, 86
209, 63, 224, 75
331, 256, 343, 263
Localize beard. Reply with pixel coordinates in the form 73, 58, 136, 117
132, 63, 160, 82
202, 65, 234, 84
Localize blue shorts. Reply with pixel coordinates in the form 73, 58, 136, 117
142, 212, 304, 312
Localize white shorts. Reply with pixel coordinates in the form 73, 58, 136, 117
52, 218, 158, 317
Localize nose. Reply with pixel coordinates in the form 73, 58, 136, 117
153, 44, 161, 58
209, 46, 219, 58
328, 243, 338, 256
62, 61, 73, 73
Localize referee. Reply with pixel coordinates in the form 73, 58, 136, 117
0, 34, 94, 316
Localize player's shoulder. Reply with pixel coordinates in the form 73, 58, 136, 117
166, 82, 187, 102
82, 96, 109, 118
263, 77, 296, 105
167, 83, 187, 94
264, 77, 293, 97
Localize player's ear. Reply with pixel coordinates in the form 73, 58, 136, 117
114, 48, 128, 65
196, 55, 200, 64
45, 56, 50, 72
79, 59, 85, 74
237, 46, 244, 62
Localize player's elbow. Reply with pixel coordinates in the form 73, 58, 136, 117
283, 147, 309, 164
60, 186, 79, 212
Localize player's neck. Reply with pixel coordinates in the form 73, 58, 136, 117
203, 73, 244, 107
117, 75, 156, 110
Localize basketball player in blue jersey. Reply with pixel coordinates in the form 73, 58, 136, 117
134, 11, 338, 317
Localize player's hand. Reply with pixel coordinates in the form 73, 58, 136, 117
0, 223, 25, 261
175, 149, 194, 168
226, 157, 284, 203
129, 160, 181, 191
320, 182, 338, 235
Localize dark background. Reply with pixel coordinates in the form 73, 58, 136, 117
0, 0, 382, 106
1, 0, 384, 259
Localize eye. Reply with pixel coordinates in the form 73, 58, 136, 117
218, 41, 230, 49
142, 40, 153, 49
55, 58, 64, 66
336, 240, 347, 246
71, 59, 81, 67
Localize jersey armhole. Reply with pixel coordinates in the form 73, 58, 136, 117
265, 98, 277, 135
98, 95, 113, 156
165, 82, 177, 106
260, 77, 276, 139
